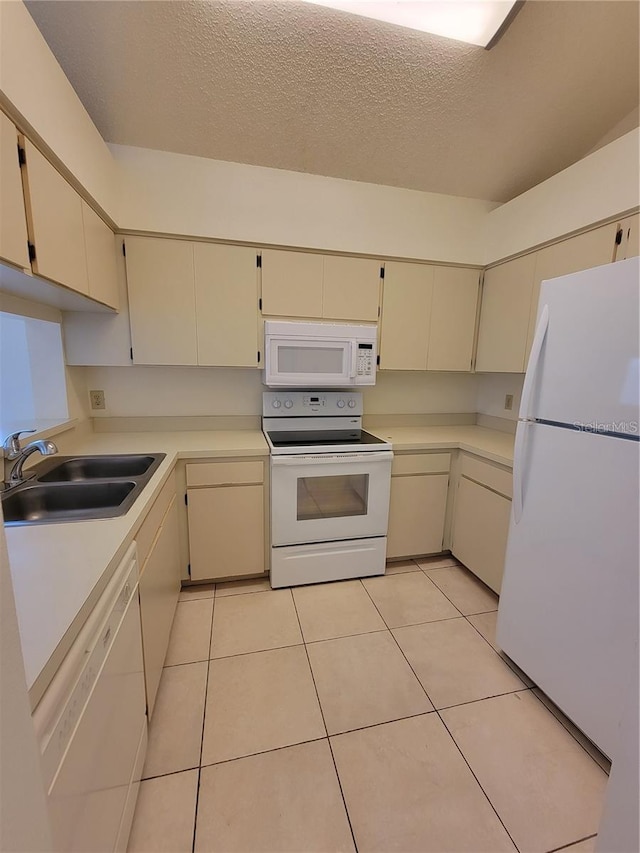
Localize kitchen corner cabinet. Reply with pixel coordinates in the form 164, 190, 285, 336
0, 112, 30, 269
22, 138, 89, 294
386, 453, 450, 559
81, 201, 119, 309
475, 253, 537, 373
451, 455, 512, 594
260, 249, 380, 322
379, 262, 480, 371
136, 476, 181, 717
186, 460, 267, 581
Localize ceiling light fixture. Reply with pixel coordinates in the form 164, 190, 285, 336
300, 0, 524, 49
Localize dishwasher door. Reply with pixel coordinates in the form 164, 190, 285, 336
34, 544, 147, 852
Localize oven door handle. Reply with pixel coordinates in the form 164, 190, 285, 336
271, 451, 393, 465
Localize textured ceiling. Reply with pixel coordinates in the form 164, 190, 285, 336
25, 0, 640, 202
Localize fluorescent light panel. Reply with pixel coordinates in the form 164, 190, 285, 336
301, 1, 518, 47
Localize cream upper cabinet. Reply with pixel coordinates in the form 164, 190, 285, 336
614, 213, 639, 261
475, 253, 537, 374
525, 222, 618, 358
322, 255, 380, 321
194, 243, 259, 367
0, 112, 30, 269
125, 236, 197, 365
81, 201, 119, 309
23, 139, 89, 294
379, 261, 433, 370
261, 249, 324, 318
428, 267, 480, 371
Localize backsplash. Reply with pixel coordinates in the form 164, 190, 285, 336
83, 366, 480, 419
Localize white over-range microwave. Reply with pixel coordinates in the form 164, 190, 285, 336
264, 320, 377, 387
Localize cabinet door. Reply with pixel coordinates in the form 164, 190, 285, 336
23, 139, 88, 294
126, 236, 197, 365
452, 476, 511, 594
615, 213, 639, 261
261, 249, 323, 318
138, 497, 181, 717
525, 222, 618, 359
81, 201, 119, 309
0, 113, 29, 269
194, 243, 259, 367
322, 255, 380, 321
379, 262, 433, 370
188, 485, 265, 581
387, 474, 448, 559
475, 253, 536, 373
428, 267, 480, 371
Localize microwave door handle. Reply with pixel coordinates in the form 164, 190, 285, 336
349, 342, 357, 379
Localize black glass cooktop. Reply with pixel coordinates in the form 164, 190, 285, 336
267, 429, 387, 448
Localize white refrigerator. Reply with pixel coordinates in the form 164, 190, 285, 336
497, 257, 639, 760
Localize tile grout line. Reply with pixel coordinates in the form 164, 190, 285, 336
289, 589, 360, 853
360, 577, 522, 852
436, 708, 522, 853
190, 584, 216, 853
546, 833, 598, 853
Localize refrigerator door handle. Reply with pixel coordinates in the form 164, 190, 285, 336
519, 304, 550, 420
513, 421, 528, 524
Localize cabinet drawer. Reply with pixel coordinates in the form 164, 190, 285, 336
460, 455, 512, 499
136, 472, 177, 569
186, 460, 264, 487
392, 453, 451, 476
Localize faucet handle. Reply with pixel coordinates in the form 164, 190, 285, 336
2, 430, 36, 459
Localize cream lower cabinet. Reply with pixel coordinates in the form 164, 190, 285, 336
379, 262, 479, 371
386, 453, 450, 559
0, 112, 30, 269
186, 460, 266, 581
451, 455, 512, 594
137, 478, 181, 718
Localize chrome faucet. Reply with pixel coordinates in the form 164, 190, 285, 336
2, 430, 58, 487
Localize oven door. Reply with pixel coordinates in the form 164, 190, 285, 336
265, 336, 356, 387
271, 451, 392, 546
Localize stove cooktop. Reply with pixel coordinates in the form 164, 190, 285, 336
264, 428, 392, 455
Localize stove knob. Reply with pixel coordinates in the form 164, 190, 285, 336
284, 399, 293, 409
336, 399, 345, 408
348, 399, 357, 408
272, 400, 281, 409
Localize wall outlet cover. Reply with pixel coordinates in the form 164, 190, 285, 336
504, 394, 514, 411
90, 390, 106, 410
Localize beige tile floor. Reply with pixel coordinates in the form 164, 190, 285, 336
128, 557, 610, 853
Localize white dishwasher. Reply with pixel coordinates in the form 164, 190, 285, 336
32, 543, 147, 853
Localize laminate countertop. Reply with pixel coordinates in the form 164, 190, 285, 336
5, 430, 268, 708
5, 424, 513, 709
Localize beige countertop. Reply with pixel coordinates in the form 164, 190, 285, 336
368, 425, 515, 466
6, 424, 512, 709
5, 430, 268, 708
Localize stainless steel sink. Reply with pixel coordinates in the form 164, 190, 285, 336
38, 454, 161, 482
2, 452, 166, 525
2, 481, 137, 523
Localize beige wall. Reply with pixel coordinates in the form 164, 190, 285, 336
84, 365, 479, 418
484, 128, 640, 265
111, 144, 496, 264
475, 373, 525, 423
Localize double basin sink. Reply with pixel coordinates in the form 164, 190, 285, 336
2, 453, 165, 526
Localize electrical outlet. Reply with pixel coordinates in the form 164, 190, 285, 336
90, 390, 106, 410
504, 394, 514, 411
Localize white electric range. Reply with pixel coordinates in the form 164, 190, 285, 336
263, 391, 393, 588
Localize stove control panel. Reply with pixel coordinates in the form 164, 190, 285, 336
263, 391, 363, 416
